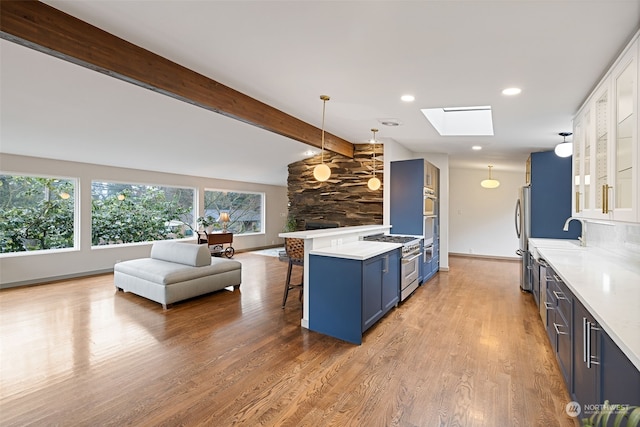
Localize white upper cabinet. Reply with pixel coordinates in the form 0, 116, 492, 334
573, 33, 639, 222
611, 46, 638, 221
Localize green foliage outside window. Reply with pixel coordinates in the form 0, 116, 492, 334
204, 190, 263, 234
91, 182, 195, 245
0, 175, 75, 253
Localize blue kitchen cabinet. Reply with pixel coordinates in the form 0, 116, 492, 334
530, 151, 581, 239
573, 296, 600, 409
390, 159, 424, 236
390, 158, 439, 283
566, 285, 640, 409
545, 269, 572, 389
600, 330, 640, 406
308, 249, 400, 345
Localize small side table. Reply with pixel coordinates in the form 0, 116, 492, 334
197, 231, 234, 258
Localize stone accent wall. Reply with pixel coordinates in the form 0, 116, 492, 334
287, 144, 383, 230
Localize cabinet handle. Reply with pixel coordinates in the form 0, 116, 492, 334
602, 185, 612, 214
586, 320, 601, 368
544, 302, 554, 310
553, 290, 568, 301
402, 253, 421, 263
576, 191, 581, 213
383, 255, 389, 273
553, 322, 568, 335
583, 317, 588, 363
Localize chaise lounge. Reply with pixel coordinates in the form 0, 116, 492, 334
114, 241, 242, 309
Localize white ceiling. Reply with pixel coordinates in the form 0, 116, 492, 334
1, 0, 639, 186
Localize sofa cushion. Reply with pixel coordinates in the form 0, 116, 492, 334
150, 241, 211, 267
114, 257, 241, 285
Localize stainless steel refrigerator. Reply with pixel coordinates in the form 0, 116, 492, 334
517, 151, 580, 291
515, 185, 531, 291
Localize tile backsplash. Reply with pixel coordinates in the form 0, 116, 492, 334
587, 221, 640, 257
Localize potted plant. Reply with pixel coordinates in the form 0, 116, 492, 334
197, 215, 216, 232
283, 215, 297, 232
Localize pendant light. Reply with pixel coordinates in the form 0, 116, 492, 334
313, 95, 331, 182
554, 132, 573, 158
367, 128, 381, 190
481, 165, 500, 188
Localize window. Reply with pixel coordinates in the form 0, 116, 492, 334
0, 174, 76, 253
91, 181, 195, 246
203, 190, 264, 235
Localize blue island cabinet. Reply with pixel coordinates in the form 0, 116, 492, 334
308, 249, 400, 345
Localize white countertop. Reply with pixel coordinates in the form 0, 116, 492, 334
530, 238, 640, 371
309, 241, 401, 261
279, 224, 391, 240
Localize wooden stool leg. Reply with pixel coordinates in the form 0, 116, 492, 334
282, 260, 293, 308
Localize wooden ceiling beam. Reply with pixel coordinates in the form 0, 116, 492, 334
0, 1, 355, 158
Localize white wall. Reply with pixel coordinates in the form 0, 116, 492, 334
449, 167, 525, 258
0, 154, 288, 287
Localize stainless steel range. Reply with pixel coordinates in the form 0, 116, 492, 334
362, 234, 422, 301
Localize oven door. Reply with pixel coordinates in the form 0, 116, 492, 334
400, 251, 421, 300
424, 196, 436, 216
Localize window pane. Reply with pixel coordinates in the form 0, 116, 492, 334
203, 190, 263, 234
0, 175, 76, 253
91, 182, 195, 245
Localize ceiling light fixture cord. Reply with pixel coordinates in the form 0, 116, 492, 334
321, 97, 326, 164
371, 128, 378, 175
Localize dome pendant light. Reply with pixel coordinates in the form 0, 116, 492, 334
367, 128, 381, 191
554, 132, 573, 158
481, 165, 500, 189
313, 95, 331, 182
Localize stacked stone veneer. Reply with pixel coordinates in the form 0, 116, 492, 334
287, 144, 384, 230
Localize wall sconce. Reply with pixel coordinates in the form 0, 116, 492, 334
219, 212, 230, 233
480, 165, 500, 189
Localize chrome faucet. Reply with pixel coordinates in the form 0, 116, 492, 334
563, 217, 587, 247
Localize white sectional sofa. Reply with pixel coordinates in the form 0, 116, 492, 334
114, 241, 242, 309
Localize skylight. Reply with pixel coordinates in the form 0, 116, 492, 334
421, 106, 494, 136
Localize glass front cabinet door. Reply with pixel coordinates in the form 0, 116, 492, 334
573, 35, 638, 223
572, 107, 587, 217
610, 45, 638, 222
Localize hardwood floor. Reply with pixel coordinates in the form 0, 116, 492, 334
0, 253, 578, 426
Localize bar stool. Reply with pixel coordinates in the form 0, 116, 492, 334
282, 238, 304, 308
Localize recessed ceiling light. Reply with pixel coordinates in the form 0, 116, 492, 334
379, 118, 402, 127
401, 94, 415, 102
502, 87, 522, 96
472, 146, 482, 150
420, 106, 494, 136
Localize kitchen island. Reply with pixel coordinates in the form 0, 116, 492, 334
279, 225, 394, 330
309, 242, 401, 344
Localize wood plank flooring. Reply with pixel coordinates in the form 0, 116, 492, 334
0, 253, 578, 426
